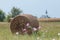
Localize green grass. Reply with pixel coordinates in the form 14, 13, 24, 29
0, 22, 60, 40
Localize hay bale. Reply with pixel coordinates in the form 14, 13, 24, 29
8, 18, 13, 22
10, 14, 39, 35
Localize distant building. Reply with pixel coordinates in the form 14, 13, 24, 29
40, 15, 50, 18
40, 10, 50, 18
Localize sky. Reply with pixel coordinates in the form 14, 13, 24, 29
0, 0, 60, 18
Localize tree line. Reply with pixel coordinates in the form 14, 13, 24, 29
0, 7, 22, 22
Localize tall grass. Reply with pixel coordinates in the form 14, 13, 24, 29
0, 22, 60, 40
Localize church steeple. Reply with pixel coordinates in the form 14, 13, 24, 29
45, 10, 48, 15
45, 10, 48, 17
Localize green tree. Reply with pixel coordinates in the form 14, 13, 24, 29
11, 7, 22, 18
7, 13, 12, 22
0, 9, 5, 22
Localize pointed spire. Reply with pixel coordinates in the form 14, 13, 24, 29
45, 10, 48, 14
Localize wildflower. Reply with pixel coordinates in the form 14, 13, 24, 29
26, 23, 30, 26
23, 29, 26, 32
58, 33, 60, 36
33, 27, 37, 31
16, 32, 19, 35
22, 28, 27, 34
37, 37, 40, 40
52, 38, 55, 40
38, 26, 41, 30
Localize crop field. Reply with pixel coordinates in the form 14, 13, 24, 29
0, 22, 60, 40
38, 18, 60, 22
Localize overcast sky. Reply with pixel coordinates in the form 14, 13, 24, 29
0, 0, 60, 18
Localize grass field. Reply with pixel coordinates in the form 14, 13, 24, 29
0, 22, 60, 40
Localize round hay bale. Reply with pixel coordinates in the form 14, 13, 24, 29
8, 18, 13, 22
10, 14, 39, 35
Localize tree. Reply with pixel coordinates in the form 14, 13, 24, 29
11, 7, 22, 18
0, 9, 5, 22
7, 13, 12, 22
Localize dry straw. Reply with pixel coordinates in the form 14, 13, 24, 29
10, 14, 39, 35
